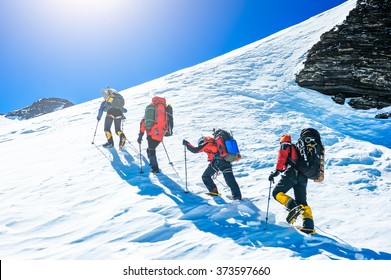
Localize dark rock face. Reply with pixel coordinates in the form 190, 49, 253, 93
376, 112, 391, 118
5, 98, 74, 120
295, 0, 391, 113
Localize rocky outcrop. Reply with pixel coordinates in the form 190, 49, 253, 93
295, 0, 391, 114
5, 98, 74, 120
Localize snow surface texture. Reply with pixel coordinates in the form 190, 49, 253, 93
1, 0, 390, 260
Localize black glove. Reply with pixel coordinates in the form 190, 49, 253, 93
97, 116, 101, 121
182, 139, 190, 146
137, 133, 143, 144
268, 170, 280, 183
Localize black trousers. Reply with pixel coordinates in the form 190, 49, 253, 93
104, 108, 124, 144
272, 167, 308, 206
146, 136, 161, 169
202, 158, 242, 198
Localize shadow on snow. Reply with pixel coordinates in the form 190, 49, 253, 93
94, 144, 390, 260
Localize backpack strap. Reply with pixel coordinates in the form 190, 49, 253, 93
286, 143, 297, 168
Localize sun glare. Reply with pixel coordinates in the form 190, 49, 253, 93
29, 0, 147, 41
38, 0, 121, 29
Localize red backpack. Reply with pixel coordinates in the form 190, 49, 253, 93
144, 97, 166, 130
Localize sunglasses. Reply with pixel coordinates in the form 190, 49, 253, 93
304, 137, 316, 144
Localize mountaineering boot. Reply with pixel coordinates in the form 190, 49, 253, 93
286, 198, 298, 210
102, 142, 114, 148
104, 131, 114, 148
119, 133, 126, 150
286, 204, 304, 224
206, 187, 220, 197
299, 218, 315, 234
299, 206, 315, 234
206, 192, 221, 197
150, 165, 160, 174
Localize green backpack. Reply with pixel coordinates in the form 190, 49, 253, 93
144, 96, 173, 136
144, 103, 157, 130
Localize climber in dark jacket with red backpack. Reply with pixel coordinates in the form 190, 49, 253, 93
268, 133, 315, 234
183, 135, 242, 200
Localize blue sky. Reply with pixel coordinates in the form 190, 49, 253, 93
0, 0, 347, 113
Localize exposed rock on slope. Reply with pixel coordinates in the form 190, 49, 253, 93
296, 0, 391, 114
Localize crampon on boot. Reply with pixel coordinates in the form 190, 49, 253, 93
102, 142, 114, 148
119, 134, 126, 150
298, 227, 316, 235
205, 187, 220, 197
286, 205, 304, 224
205, 191, 220, 197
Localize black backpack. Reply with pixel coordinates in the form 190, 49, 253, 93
296, 128, 324, 180
165, 104, 174, 136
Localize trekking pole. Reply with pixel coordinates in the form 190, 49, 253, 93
184, 146, 189, 193
162, 141, 173, 165
139, 143, 144, 174
91, 120, 99, 144
264, 181, 273, 230
162, 140, 181, 177
125, 139, 139, 154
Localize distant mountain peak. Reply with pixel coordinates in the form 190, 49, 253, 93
5, 97, 74, 120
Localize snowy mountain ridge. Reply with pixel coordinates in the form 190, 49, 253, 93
1, 0, 390, 260
5, 97, 74, 120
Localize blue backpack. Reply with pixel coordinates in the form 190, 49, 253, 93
214, 129, 241, 162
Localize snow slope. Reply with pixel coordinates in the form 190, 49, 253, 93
1, 0, 390, 260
